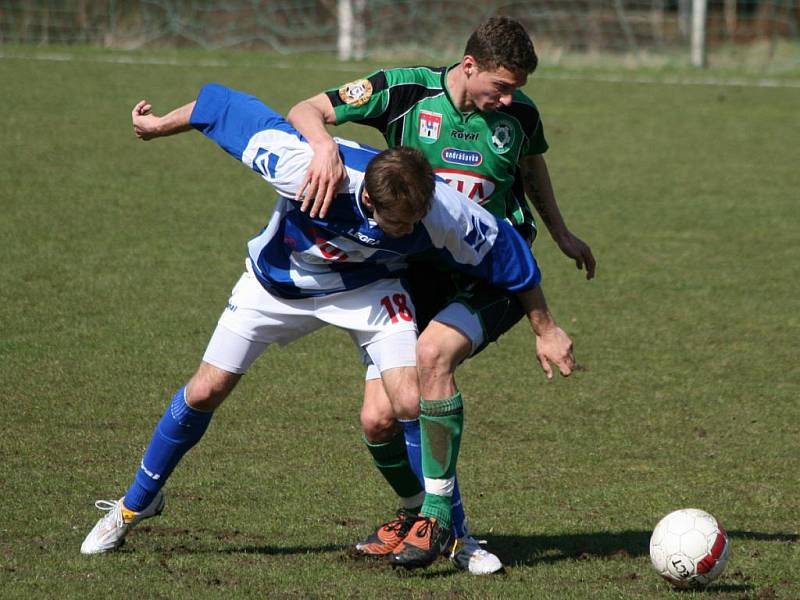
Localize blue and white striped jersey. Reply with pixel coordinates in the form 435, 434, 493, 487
189, 84, 541, 299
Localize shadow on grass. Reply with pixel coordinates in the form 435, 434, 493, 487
125, 526, 797, 591
486, 529, 649, 566
221, 543, 347, 555
135, 525, 796, 570
481, 529, 797, 567
133, 525, 346, 556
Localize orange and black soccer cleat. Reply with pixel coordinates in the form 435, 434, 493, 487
389, 516, 453, 569
354, 509, 418, 557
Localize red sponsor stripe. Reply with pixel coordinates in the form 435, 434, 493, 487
696, 528, 727, 574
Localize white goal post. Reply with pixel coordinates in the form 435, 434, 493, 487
338, 0, 366, 61
691, 0, 709, 68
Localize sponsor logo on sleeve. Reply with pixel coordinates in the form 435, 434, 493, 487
418, 110, 442, 144
339, 79, 373, 106
489, 119, 514, 154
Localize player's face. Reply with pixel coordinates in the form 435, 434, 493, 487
465, 61, 526, 112
363, 190, 424, 238
372, 208, 419, 238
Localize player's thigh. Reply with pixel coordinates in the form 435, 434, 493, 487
359, 348, 412, 437
378, 366, 420, 421
355, 325, 418, 421
434, 281, 525, 357
209, 265, 327, 365
416, 320, 472, 373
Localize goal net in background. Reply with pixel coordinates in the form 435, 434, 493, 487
1, 1, 798, 68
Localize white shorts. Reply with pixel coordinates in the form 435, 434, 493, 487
363, 301, 483, 380
203, 262, 418, 375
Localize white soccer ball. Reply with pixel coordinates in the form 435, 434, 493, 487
649, 508, 730, 589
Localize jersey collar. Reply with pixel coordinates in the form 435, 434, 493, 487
355, 180, 379, 228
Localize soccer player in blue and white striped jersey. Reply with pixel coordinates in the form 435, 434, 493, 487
80, 84, 575, 569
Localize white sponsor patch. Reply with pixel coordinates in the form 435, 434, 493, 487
434, 168, 495, 204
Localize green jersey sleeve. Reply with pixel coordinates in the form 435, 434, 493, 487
325, 66, 447, 138
506, 91, 548, 156
325, 70, 391, 129
528, 117, 548, 155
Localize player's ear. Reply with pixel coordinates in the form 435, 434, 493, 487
463, 55, 477, 76
362, 189, 374, 211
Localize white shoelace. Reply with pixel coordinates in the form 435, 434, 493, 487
94, 499, 125, 527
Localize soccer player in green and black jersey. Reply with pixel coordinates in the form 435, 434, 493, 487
288, 16, 595, 573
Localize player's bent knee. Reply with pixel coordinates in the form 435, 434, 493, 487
361, 377, 405, 440
361, 412, 401, 443
360, 400, 396, 435
185, 362, 241, 410
416, 336, 459, 374
416, 338, 444, 371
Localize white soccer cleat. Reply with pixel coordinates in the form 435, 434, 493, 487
450, 534, 504, 575
80, 491, 165, 555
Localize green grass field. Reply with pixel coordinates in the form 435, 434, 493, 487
1, 46, 798, 599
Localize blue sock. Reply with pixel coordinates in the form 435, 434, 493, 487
450, 485, 467, 538
124, 386, 213, 511
402, 418, 467, 538
400, 418, 423, 482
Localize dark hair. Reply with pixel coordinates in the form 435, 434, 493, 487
464, 16, 538, 74
364, 147, 434, 219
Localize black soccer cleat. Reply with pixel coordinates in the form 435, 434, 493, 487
389, 516, 452, 569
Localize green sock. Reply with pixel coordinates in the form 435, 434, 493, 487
365, 431, 424, 511
419, 392, 463, 529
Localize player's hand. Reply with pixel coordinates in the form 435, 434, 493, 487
556, 230, 596, 280
295, 139, 347, 218
132, 100, 161, 141
535, 325, 575, 380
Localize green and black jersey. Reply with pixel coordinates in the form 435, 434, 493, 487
326, 64, 548, 239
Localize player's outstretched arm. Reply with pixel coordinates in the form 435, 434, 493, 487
520, 154, 597, 280
286, 93, 347, 218
517, 286, 575, 380
132, 99, 196, 141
